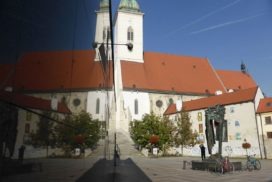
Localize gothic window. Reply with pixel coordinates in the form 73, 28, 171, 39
103, 27, 111, 41
107, 27, 111, 40
235, 120, 240, 127
134, 99, 138, 115
169, 98, 173, 105
127, 26, 134, 42
96, 98, 100, 114
103, 27, 107, 41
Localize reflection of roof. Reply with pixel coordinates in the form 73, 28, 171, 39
0, 64, 15, 88
164, 87, 258, 115
216, 70, 257, 91
1, 50, 112, 92
0, 91, 71, 114
257, 98, 272, 114
122, 52, 226, 95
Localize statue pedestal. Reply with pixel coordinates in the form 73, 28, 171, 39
192, 159, 242, 171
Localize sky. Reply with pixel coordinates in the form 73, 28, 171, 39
0, 0, 272, 96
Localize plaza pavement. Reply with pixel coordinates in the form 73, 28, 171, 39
2, 154, 272, 182
2, 133, 272, 182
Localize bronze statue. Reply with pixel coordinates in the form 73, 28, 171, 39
205, 105, 227, 157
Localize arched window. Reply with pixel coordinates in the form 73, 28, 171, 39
96, 98, 100, 114
134, 99, 138, 115
169, 98, 174, 105
103, 27, 111, 41
103, 27, 107, 41
107, 27, 111, 40
127, 26, 134, 42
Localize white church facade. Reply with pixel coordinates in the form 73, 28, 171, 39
1, 0, 272, 159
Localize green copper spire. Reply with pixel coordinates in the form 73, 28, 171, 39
99, 0, 109, 11
118, 0, 141, 12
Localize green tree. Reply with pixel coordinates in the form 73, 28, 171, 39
30, 112, 56, 157
174, 110, 198, 156
130, 113, 175, 154
55, 111, 100, 156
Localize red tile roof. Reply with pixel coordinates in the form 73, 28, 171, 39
0, 51, 257, 96
164, 87, 258, 115
1, 50, 112, 92
257, 98, 272, 114
216, 70, 257, 91
0, 91, 71, 114
122, 52, 227, 95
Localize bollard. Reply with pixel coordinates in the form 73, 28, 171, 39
183, 161, 187, 170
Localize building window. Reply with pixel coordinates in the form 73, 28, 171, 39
267, 132, 272, 139
73, 98, 81, 107
134, 99, 138, 115
127, 26, 134, 42
169, 98, 174, 105
235, 133, 241, 140
26, 112, 32, 121
265, 116, 272, 125
103, 27, 111, 41
156, 100, 163, 108
103, 27, 107, 41
199, 124, 203, 133
25, 123, 30, 134
235, 120, 240, 127
96, 98, 100, 114
197, 112, 202, 121
230, 107, 234, 113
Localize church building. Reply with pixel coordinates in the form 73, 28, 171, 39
1, 0, 271, 158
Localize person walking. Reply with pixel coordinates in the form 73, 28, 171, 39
200, 144, 206, 160
18, 145, 26, 163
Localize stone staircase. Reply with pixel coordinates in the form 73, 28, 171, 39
115, 131, 140, 159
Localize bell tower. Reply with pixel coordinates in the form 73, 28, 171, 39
94, 0, 112, 61
115, 0, 144, 63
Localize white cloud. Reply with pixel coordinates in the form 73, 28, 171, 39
164, 0, 241, 37
190, 12, 265, 35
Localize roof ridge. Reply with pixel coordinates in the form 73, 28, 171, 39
206, 58, 227, 93
144, 51, 207, 60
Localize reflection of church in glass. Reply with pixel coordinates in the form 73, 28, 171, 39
1, 0, 271, 159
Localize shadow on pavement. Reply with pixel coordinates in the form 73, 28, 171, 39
76, 158, 151, 182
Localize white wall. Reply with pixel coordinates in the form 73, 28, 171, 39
172, 102, 262, 158
257, 112, 272, 159
123, 91, 150, 120
149, 93, 204, 117
86, 90, 113, 121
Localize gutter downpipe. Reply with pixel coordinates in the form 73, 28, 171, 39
259, 113, 267, 159
253, 101, 263, 159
